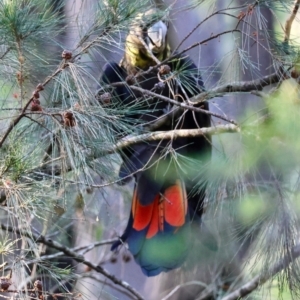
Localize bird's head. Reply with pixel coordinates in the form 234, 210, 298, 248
123, 9, 170, 71
144, 20, 168, 55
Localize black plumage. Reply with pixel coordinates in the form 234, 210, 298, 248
99, 12, 212, 276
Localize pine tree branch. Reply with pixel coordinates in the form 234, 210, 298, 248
0, 289, 73, 297
151, 88, 235, 123
0, 25, 114, 149
174, 1, 260, 53
0, 64, 67, 148
283, 0, 300, 44
111, 83, 238, 125
111, 69, 283, 128
191, 70, 284, 104
174, 8, 240, 53
136, 29, 241, 79
111, 125, 239, 152
131, 31, 233, 123
221, 243, 300, 300
30, 124, 239, 181
5, 238, 117, 268
0, 223, 144, 300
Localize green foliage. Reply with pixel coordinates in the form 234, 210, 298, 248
0, 0, 63, 48
0, 0, 300, 299
204, 78, 300, 299
0, 235, 20, 256
0, 137, 32, 181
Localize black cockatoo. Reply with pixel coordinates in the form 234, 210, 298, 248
99, 9, 212, 276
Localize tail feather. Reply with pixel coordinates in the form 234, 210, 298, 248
145, 195, 161, 239
112, 179, 191, 276
132, 189, 156, 232
163, 180, 187, 227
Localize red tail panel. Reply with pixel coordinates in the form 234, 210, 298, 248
164, 180, 187, 227
146, 195, 161, 239
132, 180, 187, 237
132, 189, 154, 231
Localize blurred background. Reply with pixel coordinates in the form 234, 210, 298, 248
1, 0, 300, 299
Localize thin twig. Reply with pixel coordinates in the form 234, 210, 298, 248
81, 273, 135, 299
0, 47, 11, 60
173, 4, 248, 53
111, 69, 283, 124
112, 83, 238, 125
162, 29, 240, 67
136, 29, 240, 78
11, 238, 117, 267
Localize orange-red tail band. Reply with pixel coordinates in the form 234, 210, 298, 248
131, 180, 188, 239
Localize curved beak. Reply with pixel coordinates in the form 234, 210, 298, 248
147, 20, 167, 54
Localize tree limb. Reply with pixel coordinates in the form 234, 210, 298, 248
30, 124, 239, 181
283, 0, 300, 44
191, 71, 284, 104
111, 69, 284, 129
111, 125, 239, 153
130, 85, 235, 124
0, 223, 144, 300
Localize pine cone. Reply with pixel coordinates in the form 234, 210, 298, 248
0, 277, 11, 291
158, 65, 171, 75
126, 74, 136, 85
31, 99, 42, 112
63, 111, 76, 127
36, 83, 44, 91
62, 50, 72, 60
34, 279, 43, 291
99, 92, 111, 105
